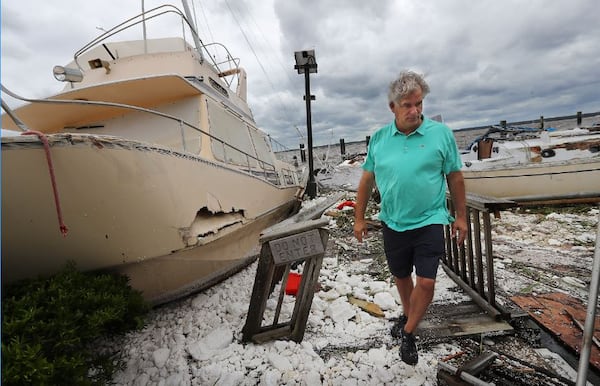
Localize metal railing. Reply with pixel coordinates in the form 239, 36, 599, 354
72, 4, 241, 87
1, 85, 293, 187
443, 193, 517, 319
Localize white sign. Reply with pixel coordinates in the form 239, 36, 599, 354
269, 229, 324, 264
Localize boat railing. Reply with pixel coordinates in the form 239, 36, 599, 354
72, 4, 241, 89
202, 42, 242, 75
221, 145, 279, 184
225, 149, 297, 186
1, 85, 292, 187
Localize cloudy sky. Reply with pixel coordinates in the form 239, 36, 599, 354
2, 0, 599, 148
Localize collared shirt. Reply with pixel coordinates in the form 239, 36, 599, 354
362, 117, 462, 232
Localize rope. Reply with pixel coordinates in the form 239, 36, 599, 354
22, 131, 69, 237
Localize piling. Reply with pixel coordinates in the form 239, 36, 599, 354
339, 138, 346, 156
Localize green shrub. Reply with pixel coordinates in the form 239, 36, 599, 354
2, 262, 150, 385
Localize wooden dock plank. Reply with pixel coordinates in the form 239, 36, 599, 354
418, 300, 513, 339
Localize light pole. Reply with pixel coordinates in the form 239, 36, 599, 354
294, 50, 318, 199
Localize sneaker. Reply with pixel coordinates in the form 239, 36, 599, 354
390, 315, 408, 339
400, 329, 418, 365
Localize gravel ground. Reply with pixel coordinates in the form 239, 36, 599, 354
100, 161, 599, 385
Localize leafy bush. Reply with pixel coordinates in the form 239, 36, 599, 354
2, 262, 150, 385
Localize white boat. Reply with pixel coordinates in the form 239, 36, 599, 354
461, 124, 600, 203
1, 3, 304, 304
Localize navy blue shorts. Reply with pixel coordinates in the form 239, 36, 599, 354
382, 223, 445, 279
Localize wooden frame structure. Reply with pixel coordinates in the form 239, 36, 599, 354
242, 218, 329, 343
443, 193, 517, 319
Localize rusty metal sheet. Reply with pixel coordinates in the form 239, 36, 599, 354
511, 292, 600, 371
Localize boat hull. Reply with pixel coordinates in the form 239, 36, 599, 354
2, 134, 301, 303
114, 202, 293, 304
462, 157, 600, 202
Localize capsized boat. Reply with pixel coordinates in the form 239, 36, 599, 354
461, 124, 600, 203
1, 3, 304, 304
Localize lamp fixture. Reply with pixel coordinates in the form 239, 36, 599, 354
293, 50, 317, 74
53, 66, 84, 82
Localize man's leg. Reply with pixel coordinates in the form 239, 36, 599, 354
395, 224, 443, 365
383, 222, 414, 336
389, 276, 412, 338
394, 275, 413, 317
403, 224, 443, 333
403, 275, 435, 334
397, 275, 434, 365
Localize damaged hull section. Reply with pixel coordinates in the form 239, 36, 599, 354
116, 203, 294, 305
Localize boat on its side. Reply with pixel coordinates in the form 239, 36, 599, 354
461, 124, 600, 203
1, 4, 304, 304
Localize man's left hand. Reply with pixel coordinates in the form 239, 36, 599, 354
451, 218, 467, 245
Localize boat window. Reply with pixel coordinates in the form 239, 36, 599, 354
209, 78, 229, 98
248, 126, 275, 165
206, 99, 258, 167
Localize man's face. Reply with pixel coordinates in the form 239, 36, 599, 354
390, 89, 423, 133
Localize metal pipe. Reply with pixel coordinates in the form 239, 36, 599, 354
142, 0, 147, 54
1, 98, 28, 132
438, 361, 496, 386
576, 206, 600, 386
181, 0, 204, 63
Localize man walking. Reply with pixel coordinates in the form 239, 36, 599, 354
353, 70, 467, 365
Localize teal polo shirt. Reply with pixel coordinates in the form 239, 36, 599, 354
362, 117, 462, 232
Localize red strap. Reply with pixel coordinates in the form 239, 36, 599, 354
22, 131, 69, 237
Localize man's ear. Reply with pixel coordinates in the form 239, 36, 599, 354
388, 101, 395, 111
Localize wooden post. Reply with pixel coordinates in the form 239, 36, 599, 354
577, 111, 582, 126
339, 138, 346, 157
540, 116, 544, 129
299, 143, 306, 163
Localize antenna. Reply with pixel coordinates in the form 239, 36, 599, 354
180, 0, 204, 62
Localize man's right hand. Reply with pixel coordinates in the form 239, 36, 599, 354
353, 218, 368, 242
354, 170, 375, 243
